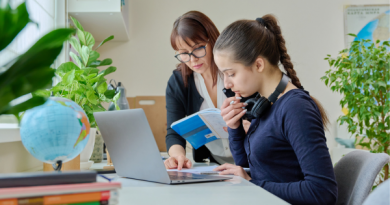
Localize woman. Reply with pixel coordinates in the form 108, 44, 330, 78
164, 11, 254, 170
212, 15, 338, 205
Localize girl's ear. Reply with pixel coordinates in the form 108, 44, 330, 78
254, 57, 265, 73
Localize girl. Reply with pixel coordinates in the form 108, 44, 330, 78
213, 15, 338, 205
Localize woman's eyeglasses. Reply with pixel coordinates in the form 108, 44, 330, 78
174, 43, 208, 63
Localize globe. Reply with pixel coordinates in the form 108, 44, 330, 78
355, 10, 390, 49
20, 97, 91, 165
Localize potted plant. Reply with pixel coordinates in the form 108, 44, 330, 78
322, 34, 390, 187
36, 16, 120, 168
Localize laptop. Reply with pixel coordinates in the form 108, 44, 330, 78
93, 109, 232, 184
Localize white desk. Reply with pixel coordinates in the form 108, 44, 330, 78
93, 161, 289, 205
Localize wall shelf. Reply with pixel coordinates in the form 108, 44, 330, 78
68, 0, 129, 42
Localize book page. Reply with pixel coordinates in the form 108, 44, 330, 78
170, 108, 220, 127
199, 112, 229, 139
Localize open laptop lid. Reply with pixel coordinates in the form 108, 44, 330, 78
94, 109, 171, 184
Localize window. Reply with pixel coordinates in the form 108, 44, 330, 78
0, 0, 65, 124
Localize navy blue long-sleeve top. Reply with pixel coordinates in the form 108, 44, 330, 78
229, 89, 338, 205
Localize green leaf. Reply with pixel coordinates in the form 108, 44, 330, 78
95, 35, 114, 50
86, 73, 97, 80
0, 2, 30, 51
91, 104, 106, 112
82, 67, 100, 75
99, 66, 116, 77
77, 29, 86, 46
70, 16, 84, 31
69, 37, 82, 55
348, 33, 357, 37
56, 62, 80, 76
87, 50, 100, 66
378, 81, 386, 88
80, 45, 90, 67
84, 31, 95, 50
86, 90, 98, 105
33, 90, 51, 97
83, 104, 93, 113
89, 75, 102, 84
62, 70, 75, 86
89, 58, 112, 67
0, 96, 47, 116
51, 84, 65, 93
96, 81, 107, 94
113, 92, 121, 110
70, 51, 83, 68
104, 90, 116, 99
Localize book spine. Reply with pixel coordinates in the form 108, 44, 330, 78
0, 198, 17, 205
99, 201, 108, 205
18, 197, 43, 205
63, 201, 100, 205
0, 172, 97, 189
43, 191, 110, 205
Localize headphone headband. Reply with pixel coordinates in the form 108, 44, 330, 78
268, 74, 290, 103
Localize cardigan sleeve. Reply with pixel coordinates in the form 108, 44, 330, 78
228, 123, 249, 167
251, 95, 337, 205
165, 72, 187, 152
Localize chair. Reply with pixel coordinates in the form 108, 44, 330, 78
362, 179, 390, 205
334, 150, 390, 205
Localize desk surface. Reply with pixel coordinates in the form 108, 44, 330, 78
94, 161, 289, 205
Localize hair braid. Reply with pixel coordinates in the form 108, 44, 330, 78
262, 15, 301, 88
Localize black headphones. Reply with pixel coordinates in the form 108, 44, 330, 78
243, 74, 290, 121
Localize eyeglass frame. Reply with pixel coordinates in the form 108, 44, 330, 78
174, 41, 209, 63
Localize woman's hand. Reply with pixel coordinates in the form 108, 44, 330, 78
213, 163, 251, 181
164, 155, 192, 170
220, 93, 247, 129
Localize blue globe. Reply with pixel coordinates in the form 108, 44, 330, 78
20, 97, 91, 164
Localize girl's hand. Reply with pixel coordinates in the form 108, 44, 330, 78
220, 93, 247, 129
213, 163, 251, 181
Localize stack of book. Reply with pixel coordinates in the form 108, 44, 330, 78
0, 171, 121, 205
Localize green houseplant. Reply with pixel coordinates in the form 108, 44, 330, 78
322, 34, 390, 186
0, 2, 74, 120
36, 16, 120, 128
35, 16, 120, 166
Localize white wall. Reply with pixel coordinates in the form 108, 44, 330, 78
96, 0, 388, 153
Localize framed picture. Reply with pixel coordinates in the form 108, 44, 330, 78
344, 4, 390, 48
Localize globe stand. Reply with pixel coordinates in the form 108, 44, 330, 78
52, 160, 63, 171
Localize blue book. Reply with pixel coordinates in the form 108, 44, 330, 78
171, 108, 229, 149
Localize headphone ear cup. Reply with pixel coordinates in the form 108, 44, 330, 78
252, 97, 271, 118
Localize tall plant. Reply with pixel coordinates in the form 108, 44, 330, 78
0, 1, 75, 120
322, 34, 390, 186
36, 17, 119, 128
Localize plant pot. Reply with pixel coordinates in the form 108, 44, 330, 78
80, 128, 97, 169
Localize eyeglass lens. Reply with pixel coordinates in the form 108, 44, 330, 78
177, 46, 206, 62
